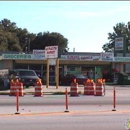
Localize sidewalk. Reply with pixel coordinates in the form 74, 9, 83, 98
0, 84, 129, 95
0, 85, 84, 95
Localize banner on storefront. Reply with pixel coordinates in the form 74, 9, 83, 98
61, 55, 93, 61
2, 54, 33, 60
33, 50, 45, 59
114, 57, 130, 62
100, 52, 114, 61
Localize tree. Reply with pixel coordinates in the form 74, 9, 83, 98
31, 31, 69, 52
0, 29, 8, 51
0, 19, 22, 51
102, 22, 130, 52
0, 18, 36, 52
0, 18, 69, 53
16, 28, 36, 52
0, 18, 17, 32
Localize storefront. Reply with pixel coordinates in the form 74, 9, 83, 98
0, 52, 114, 84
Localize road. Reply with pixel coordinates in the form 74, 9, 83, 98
0, 110, 130, 130
0, 87, 130, 114
0, 86, 130, 130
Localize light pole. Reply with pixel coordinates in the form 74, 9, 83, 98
28, 37, 30, 54
25, 47, 28, 54
25, 37, 30, 54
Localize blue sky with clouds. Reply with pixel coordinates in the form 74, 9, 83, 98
1, 1, 130, 52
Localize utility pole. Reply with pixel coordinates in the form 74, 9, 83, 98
28, 37, 30, 54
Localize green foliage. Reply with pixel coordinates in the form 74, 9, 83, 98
31, 31, 69, 52
102, 22, 130, 52
0, 18, 69, 52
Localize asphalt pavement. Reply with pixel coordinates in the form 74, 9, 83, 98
0, 84, 130, 130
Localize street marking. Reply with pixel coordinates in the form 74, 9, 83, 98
0, 110, 130, 117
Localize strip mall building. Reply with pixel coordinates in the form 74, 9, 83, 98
0, 50, 130, 85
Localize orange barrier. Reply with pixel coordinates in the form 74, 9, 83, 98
10, 79, 24, 96
34, 79, 43, 97
16, 82, 24, 96
84, 79, 95, 95
70, 79, 79, 96
112, 87, 116, 111
102, 79, 106, 95
94, 80, 104, 96
64, 88, 69, 112
10, 79, 16, 96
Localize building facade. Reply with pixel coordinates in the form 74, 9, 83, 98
0, 50, 130, 85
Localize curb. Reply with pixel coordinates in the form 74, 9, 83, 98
0, 91, 66, 95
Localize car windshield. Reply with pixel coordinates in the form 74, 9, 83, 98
75, 74, 86, 78
19, 71, 36, 76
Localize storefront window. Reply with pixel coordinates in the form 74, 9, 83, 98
67, 66, 81, 75
101, 67, 112, 82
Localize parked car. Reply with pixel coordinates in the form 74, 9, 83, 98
7, 69, 39, 88
60, 74, 87, 86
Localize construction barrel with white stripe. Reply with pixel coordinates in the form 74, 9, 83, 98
34, 79, 43, 97
16, 82, 24, 96
10, 79, 17, 96
70, 79, 79, 96
10, 78, 24, 96
95, 79, 104, 96
84, 79, 95, 95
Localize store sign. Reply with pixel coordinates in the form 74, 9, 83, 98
2, 54, 32, 59
61, 55, 67, 60
61, 55, 93, 61
45, 46, 58, 58
79, 56, 93, 61
93, 56, 100, 61
33, 50, 45, 59
100, 52, 114, 61
115, 37, 124, 50
66, 55, 80, 60
114, 57, 130, 62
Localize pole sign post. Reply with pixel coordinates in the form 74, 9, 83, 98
115, 37, 124, 51
45, 45, 59, 89
45, 46, 58, 59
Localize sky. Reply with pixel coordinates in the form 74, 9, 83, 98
0, 1, 130, 53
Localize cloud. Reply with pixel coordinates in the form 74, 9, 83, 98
100, 5, 130, 16
33, 4, 130, 21
63, 5, 130, 19
33, 2, 90, 20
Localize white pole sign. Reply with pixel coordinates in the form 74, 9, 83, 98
45, 46, 58, 58
115, 37, 123, 50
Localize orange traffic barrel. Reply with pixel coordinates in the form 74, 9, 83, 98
94, 82, 104, 96
34, 79, 43, 97
84, 79, 95, 95
70, 80, 79, 97
16, 82, 24, 96
10, 79, 16, 96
